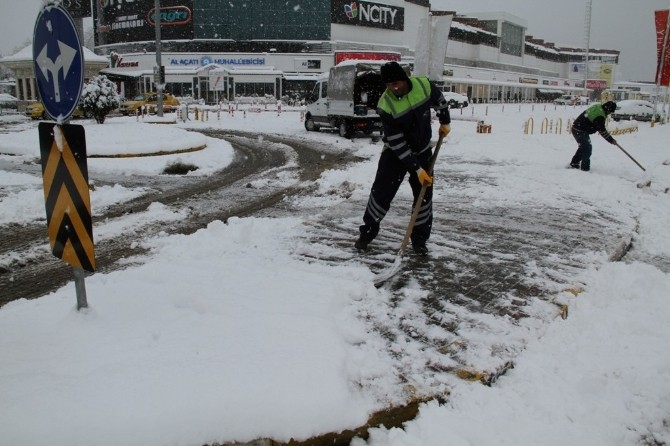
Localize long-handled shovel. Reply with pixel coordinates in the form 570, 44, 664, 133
373, 134, 445, 287
614, 142, 651, 188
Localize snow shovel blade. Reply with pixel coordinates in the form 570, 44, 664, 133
637, 178, 652, 189
373, 253, 403, 288
371, 134, 446, 288
636, 172, 652, 189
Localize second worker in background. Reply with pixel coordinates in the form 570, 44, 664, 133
355, 61, 451, 256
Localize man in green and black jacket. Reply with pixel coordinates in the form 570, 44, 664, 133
570, 101, 617, 171
355, 61, 451, 256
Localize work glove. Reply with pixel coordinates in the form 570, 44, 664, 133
416, 168, 433, 186
439, 124, 451, 138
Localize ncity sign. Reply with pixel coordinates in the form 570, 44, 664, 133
331, 0, 404, 31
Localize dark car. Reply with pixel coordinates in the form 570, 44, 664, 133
442, 92, 469, 109
0, 93, 18, 110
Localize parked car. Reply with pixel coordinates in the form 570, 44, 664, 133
554, 94, 577, 105
119, 92, 180, 115
0, 93, 18, 109
443, 91, 469, 108
611, 100, 662, 122
24, 101, 88, 120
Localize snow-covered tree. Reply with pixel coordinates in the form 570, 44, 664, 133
80, 75, 120, 124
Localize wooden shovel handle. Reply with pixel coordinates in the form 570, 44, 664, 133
399, 135, 445, 252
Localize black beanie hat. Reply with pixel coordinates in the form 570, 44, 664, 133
380, 61, 409, 84
602, 101, 616, 114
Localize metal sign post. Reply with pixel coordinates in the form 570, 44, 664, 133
34, 3, 93, 310
154, 0, 164, 117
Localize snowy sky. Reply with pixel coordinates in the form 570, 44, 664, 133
1, 0, 669, 81
0, 99, 669, 445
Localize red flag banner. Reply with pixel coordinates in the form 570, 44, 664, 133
655, 9, 670, 86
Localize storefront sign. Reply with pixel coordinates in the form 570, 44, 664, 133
331, 0, 404, 31
586, 79, 607, 89
147, 6, 192, 26
110, 52, 139, 68
95, 0, 193, 46
167, 56, 267, 67
334, 50, 400, 64
295, 59, 322, 70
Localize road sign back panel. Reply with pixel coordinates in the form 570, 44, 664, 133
33, 4, 84, 122
39, 123, 95, 272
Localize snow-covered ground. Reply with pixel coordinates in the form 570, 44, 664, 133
0, 102, 669, 446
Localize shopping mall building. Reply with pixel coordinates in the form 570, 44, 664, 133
3, 0, 643, 107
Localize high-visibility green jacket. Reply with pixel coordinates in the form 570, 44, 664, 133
573, 103, 614, 142
377, 76, 450, 171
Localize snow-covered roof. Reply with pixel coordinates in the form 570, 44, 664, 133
0, 45, 108, 64
100, 68, 151, 78
282, 73, 325, 80
450, 20, 496, 36
526, 42, 560, 55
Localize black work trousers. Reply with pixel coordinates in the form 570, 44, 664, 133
360, 147, 434, 245
571, 127, 592, 171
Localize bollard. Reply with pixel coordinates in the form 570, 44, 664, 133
540, 117, 549, 134
556, 118, 563, 134
524, 117, 534, 135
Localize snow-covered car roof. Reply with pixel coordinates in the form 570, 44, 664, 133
0, 93, 17, 103
613, 100, 655, 115
443, 91, 468, 98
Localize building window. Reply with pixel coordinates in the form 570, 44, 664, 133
501, 22, 523, 57
235, 82, 275, 98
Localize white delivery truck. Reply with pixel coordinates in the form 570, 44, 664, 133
304, 60, 389, 138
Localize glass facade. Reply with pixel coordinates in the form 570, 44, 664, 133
501, 22, 523, 57
194, 0, 331, 41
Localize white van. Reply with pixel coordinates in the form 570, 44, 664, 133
304, 61, 387, 138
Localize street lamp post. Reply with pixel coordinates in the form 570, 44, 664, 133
583, 0, 592, 99
154, 0, 163, 117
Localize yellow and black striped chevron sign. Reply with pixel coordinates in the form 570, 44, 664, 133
38, 123, 96, 272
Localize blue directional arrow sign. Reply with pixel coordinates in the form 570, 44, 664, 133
33, 4, 84, 122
